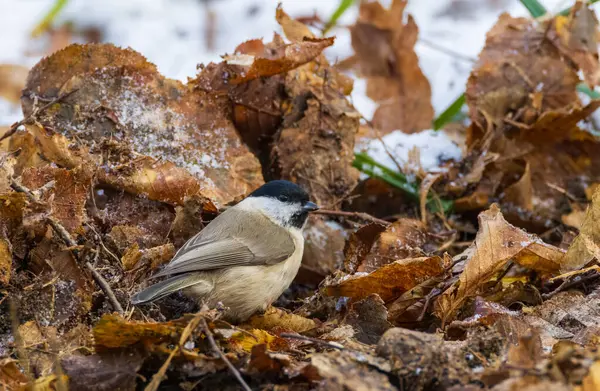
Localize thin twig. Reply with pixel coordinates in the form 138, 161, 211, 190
200, 317, 252, 391
213, 319, 258, 341
416, 287, 442, 322
85, 222, 122, 266
145, 312, 205, 391
543, 271, 600, 300
10, 179, 124, 314
312, 209, 390, 226
279, 333, 345, 350
0, 89, 79, 142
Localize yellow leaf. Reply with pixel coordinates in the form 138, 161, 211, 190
582, 361, 600, 391
229, 329, 275, 353
326, 256, 446, 302
93, 314, 183, 349
245, 307, 315, 333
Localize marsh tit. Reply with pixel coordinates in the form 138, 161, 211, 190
131, 180, 319, 321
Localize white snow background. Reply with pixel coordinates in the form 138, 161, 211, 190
0, 0, 595, 171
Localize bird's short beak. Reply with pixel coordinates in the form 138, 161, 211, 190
303, 201, 319, 212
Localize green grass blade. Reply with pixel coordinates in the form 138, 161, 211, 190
433, 93, 466, 130
353, 153, 416, 197
32, 0, 69, 37
323, 0, 355, 34
519, 0, 548, 18
352, 153, 453, 213
578, 83, 600, 99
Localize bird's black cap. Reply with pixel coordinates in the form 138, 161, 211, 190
248, 180, 310, 204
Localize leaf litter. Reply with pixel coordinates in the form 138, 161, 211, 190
3, 2, 600, 391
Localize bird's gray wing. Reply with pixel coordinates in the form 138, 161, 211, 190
151, 207, 296, 278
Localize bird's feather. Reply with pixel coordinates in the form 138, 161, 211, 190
130, 273, 212, 304
151, 207, 295, 279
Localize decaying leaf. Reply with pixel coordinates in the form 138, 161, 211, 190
22, 43, 263, 206
327, 256, 446, 302
247, 344, 291, 374
359, 218, 446, 273
386, 276, 444, 326
275, 5, 314, 43
0, 358, 29, 389
21, 165, 92, 234
562, 186, 600, 272
466, 13, 580, 128
0, 64, 29, 104
61, 350, 145, 391
0, 238, 10, 286
548, 2, 600, 88
245, 307, 316, 333
435, 204, 565, 325
225, 37, 334, 84
344, 294, 392, 344
506, 332, 543, 369
343, 222, 387, 274
93, 314, 184, 348
228, 329, 276, 353
308, 350, 397, 391
349, 0, 433, 134
376, 327, 476, 389
582, 361, 600, 391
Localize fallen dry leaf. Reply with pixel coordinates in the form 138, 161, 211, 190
0, 64, 28, 104
61, 350, 145, 391
21, 165, 92, 235
466, 13, 580, 128
228, 329, 276, 353
22, 43, 263, 206
358, 218, 446, 273
349, 0, 433, 134
0, 238, 10, 286
275, 5, 315, 43
562, 185, 600, 272
435, 204, 565, 325
344, 294, 392, 344
309, 350, 397, 391
343, 222, 387, 274
225, 37, 334, 84
326, 256, 446, 302
548, 2, 600, 88
244, 307, 316, 333
0, 358, 28, 389
93, 314, 184, 349
506, 332, 543, 370
582, 361, 600, 391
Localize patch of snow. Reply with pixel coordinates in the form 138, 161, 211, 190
0, 98, 22, 126
0, 0, 596, 172
356, 129, 462, 173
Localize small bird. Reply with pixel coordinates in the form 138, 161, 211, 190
131, 180, 319, 321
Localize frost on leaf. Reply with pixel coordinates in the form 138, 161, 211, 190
22, 43, 263, 206
225, 37, 335, 84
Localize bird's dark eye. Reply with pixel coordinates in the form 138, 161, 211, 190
279, 195, 289, 202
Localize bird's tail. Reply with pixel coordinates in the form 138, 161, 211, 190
131, 273, 212, 305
